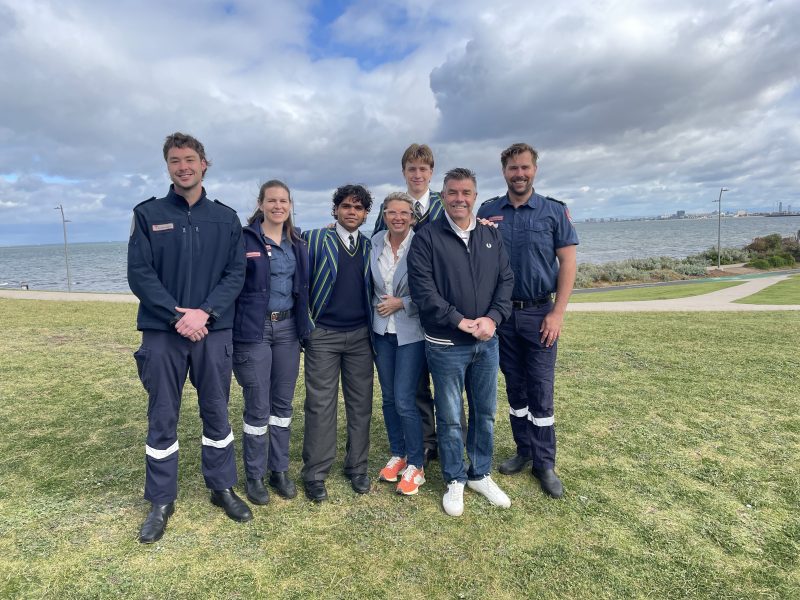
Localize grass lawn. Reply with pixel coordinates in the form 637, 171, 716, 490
0, 299, 798, 599
734, 275, 800, 305
571, 281, 743, 303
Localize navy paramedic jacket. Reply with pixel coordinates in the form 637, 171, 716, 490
232, 219, 312, 345
127, 185, 246, 331
407, 215, 514, 346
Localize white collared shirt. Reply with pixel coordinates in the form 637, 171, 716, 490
377, 230, 414, 333
335, 222, 359, 250
444, 212, 476, 247
410, 189, 431, 216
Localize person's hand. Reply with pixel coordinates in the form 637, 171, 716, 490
540, 309, 565, 348
376, 295, 404, 317
175, 307, 210, 341
471, 316, 496, 341
457, 318, 478, 333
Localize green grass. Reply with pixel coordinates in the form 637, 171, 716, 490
1, 299, 798, 599
734, 275, 800, 305
570, 280, 743, 303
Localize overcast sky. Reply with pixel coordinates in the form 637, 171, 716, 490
1, 0, 798, 246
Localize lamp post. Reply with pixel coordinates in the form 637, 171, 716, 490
54, 205, 72, 292
713, 187, 728, 271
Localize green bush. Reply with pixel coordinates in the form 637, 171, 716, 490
783, 239, 800, 260
690, 246, 751, 265
746, 233, 783, 254
674, 263, 708, 276
765, 254, 796, 268
747, 258, 770, 270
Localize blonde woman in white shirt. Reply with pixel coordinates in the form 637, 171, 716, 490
370, 192, 427, 495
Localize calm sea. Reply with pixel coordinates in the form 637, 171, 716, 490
2, 216, 799, 293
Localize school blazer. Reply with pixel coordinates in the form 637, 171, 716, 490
302, 227, 372, 326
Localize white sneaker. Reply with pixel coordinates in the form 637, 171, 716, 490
467, 475, 511, 508
442, 481, 465, 516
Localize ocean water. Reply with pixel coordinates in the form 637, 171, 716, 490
2, 216, 799, 293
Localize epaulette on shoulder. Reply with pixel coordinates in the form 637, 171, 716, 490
545, 196, 567, 207
133, 196, 157, 209
479, 196, 502, 207
213, 199, 237, 212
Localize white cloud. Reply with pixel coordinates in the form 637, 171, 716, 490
0, 0, 798, 244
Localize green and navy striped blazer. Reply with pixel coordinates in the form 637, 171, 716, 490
302, 227, 372, 325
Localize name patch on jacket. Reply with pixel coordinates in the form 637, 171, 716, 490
152, 223, 174, 232
487, 215, 503, 222
246, 251, 262, 258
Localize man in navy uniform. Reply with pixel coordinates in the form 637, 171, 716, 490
128, 132, 250, 543
477, 143, 578, 498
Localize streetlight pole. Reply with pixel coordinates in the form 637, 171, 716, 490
714, 187, 728, 271
54, 205, 72, 292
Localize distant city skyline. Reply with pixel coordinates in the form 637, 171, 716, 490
1, 0, 799, 246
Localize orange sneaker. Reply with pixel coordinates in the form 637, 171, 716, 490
396, 465, 425, 495
379, 456, 407, 482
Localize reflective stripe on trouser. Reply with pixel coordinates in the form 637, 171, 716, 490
135, 329, 238, 504
497, 305, 557, 469
232, 317, 300, 478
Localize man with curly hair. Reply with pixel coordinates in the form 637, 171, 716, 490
300, 185, 374, 502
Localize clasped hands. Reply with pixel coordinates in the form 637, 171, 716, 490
458, 316, 496, 341
174, 307, 209, 342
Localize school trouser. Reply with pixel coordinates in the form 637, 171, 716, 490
497, 304, 558, 470
301, 326, 373, 482
232, 317, 300, 479
134, 329, 237, 504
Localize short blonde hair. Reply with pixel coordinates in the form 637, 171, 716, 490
381, 192, 416, 223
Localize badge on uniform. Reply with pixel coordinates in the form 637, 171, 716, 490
152, 223, 174, 232
246, 252, 261, 258
487, 216, 503, 222
265, 244, 273, 258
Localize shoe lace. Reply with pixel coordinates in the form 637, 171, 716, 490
386, 456, 404, 470
402, 466, 421, 482
447, 480, 463, 494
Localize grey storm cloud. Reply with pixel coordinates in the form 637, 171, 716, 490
0, 0, 798, 245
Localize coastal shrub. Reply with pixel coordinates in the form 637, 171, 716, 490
766, 254, 795, 268
780, 239, 800, 260
692, 246, 751, 265
650, 269, 682, 282
747, 258, 770, 270
746, 234, 782, 253
601, 266, 643, 282
674, 263, 708, 276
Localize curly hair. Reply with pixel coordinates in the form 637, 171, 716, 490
331, 184, 373, 218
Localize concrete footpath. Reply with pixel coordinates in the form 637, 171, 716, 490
1, 274, 798, 312
568, 274, 800, 312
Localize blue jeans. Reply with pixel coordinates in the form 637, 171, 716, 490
373, 333, 426, 468
426, 336, 499, 483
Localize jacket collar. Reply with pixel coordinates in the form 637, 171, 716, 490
166, 184, 207, 207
